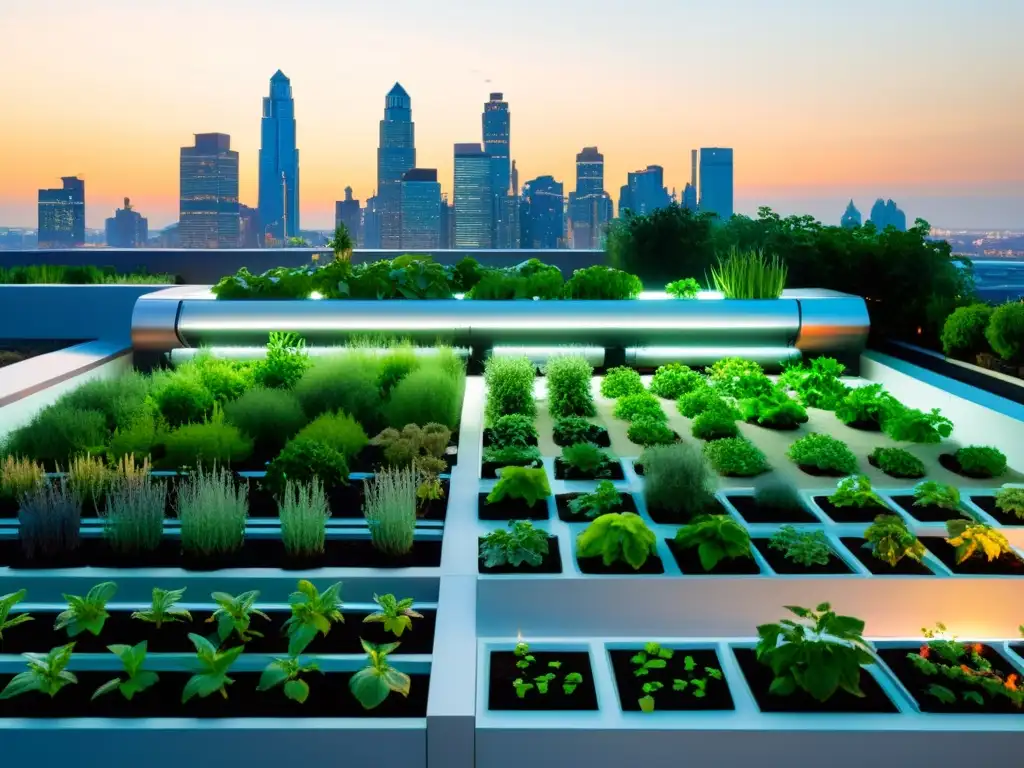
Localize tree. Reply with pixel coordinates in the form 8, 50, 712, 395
327, 223, 354, 262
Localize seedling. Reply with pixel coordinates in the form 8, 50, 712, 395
562, 672, 582, 695
631, 642, 674, 677
182, 633, 244, 703
257, 655, 322, 704
363, 593, 423, 638
513, 678, 534, 698
92, 641, 159, 701
534, 672, 556, 694
548, 660, 562, 670
514, 641, 535, 670
131, 587, 192, 630
55, 581, 117, 637
0, 589, 32, 641
639, 680, 664, 712
208, 590, 270, 645
0, 643, 77, 700
828, 474, 884, 508
349, 639, 411, 710
281, 580, 343, 655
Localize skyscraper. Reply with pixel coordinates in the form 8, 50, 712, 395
618, 165, 671, 216
568, 147, 612, 249
521, 175, 565, 249
364, 194, 382, 248
179, 133, 239, 249
258, 71, 300, 242
482, 92, 512, 246
105, 197, 148, 247
439, 194, 453, 249
681, 183, 697, 211
336, 187, 363, 247
239, 204, 262, 248
694, 147, 734, 221
453, 143, 493, 248
841, 200, 862, 229
400, 168, 441, 249
377, 83, 416, 248
38, 176, 85, 247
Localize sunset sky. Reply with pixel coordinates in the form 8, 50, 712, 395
1, 0, 1022, 230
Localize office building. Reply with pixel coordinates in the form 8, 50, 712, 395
377, 83, 416, 248
364, 194, 382, 248
869, 198, 908, 232
453, 143, 493, 248
38, 176, 85, 247
258, 70, 300, 241
104, 197, 148, 247
400, 168, 441, 249
841, 200, 863, 229
568, 147, 612, 249
521, 175, 565, 249
179, 133, 240, 249
681, 182, 697, 211
618, 165, 671, 216
483, 92, 514, 246
439, 194, 453, 249
693, 147, 734, 221
335, 186, 363, 247
239, 204, 262, 248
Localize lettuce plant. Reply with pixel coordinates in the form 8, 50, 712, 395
131, 587, 192, 630
786, 433, 857, 474
488, 414, 538, 448
673, 515, 752, 571
0, 643, 77, 700
349, 639, 411, 710
954, 446, 1007, 478
282, 581, 344, 656
869, 447, 925, 479
665, 278, 701, 299
785, 357, 850, 410
834, 383, 899, 428
208, 590, 270, 644
486, 466, 551, 508
769, 527, 832, 567
706, 357, 773, 399
182, 633, 244, 702
913, 482, 961, 511
363, 594, 423, 638
92, 641, 159, 701
613, 392, 666, 423
480, 520, 550, 568
567, 480, 622, 518
56, 581, 117, 637
828, 475, 884, 509
627, 418, 676, 446
648, 363, 704, 399
864, 514, 926, 567
691, 410, 739, 441
702, 437, 769, 477
740, 389, 808, 429
561, 442, 614, 477
881, 407, 953, 444
0, 589, 32, 641
576, 513, 657, 570
257, 656, 322, 704
600, 367, 645, 398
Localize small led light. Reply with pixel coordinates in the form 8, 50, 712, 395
308, 291, 323, 300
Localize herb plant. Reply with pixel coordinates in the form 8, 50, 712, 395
828, 474, 884, 508
784, 357, 850, 410
567, 480, 622, 518
0, 589, 32, 641
882, 407, 953, 444
913, 481, 961, 511
869, 447, 926, 479
0, 643, 77, 700
208, 590, 270, 644
576, 513, 658, 570
480, 520, 550, 568
560, 442, 614, 477
19, 481, 82, 561
279, 478, 330, 559
709, 247, 787, 299
363, 466, 418, 557
486, 466, 551, 508
835, 383, 899, 428
613, 392, 666, 423
254, 331, 311, 389
864, 514, 926, 567
769, 527, 832, 567
702, 437, 768, 477
740, 389, 809, 429
756, 603, 874, 702
55, 581, 117, 637
691, 410, 739, 441
102, 466, 167, 556
65, 453, 112, 514
945, 519, 1012, 564
543, 355, 596, 418
627, 418, 676, 446
281, 581, 344, 656
632, 642, 673, 677
552, 416, 606, 446
176, 465, 248, 558
257, 656, 322, 704
648, 363, 704, 400
484, 355, 536, 420
182, 633, 245, 702
642, 442, 717, 518
677, 386, 733, 419
564, 265, 643, 299
600, 367, 645, 398
514, 641, 534, 670
786, 433, 858, 474
665, 277, 701, 299
263, 438, 350, 497
673, 515, 752, 571
563, 671, 583, 694
363, 594, 423, 638
488, 414, 538, 448
92, 641, 159, 701
131, 587, 192, 629
995, 485, 1024, 520
954, 446, 1007, 478
349, 639, 411, 710
706, 357, 774, 399
0, 455, 45, 504
482, 444, 542, 466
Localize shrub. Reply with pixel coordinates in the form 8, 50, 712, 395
600, 367, 645, 398
739, 389, 808, 429
102, 464, 166, 556
706, 357, 773, 399
152, 371, 216, 428
4, 405, 107, 468
279, 479, 330, 558
769, 527, 832, 567
703, 437, 769, 477
372, 424, 450, 467
881, 407, 952, 444
995, 485, 1024, 520
613, 392, 666, 423
183, 354, 254, 403
834, 383, 900, 428
294, 412, 368, 462
677, 386, 734, 419
363, 467, 417, 556
552, 416, 607, 447
223, 387, 307, 454
294, 354, 383, 428
160, 420, 253, 470
59, 372, 151, 433
386, 366, 463, 430
19, 481, 81, 560
945, 519, 1012, 564
648, 363, 704, 400
176, 466, 248, 558
65, 454, 113, 514
543, 355, 596, 418
479, 520, 549, 568
0, 456, 44, 504
954, 445, 1007, 478
985, 301, 1024, 362
468, 260, 564, 299
486, 466, 551, 508
674, 515, 752, 571
263, 439, 350, 497
665, 278, 700, 299
941, 304, 993, 358
786, 433, 858, 474
377, 345, 422, 396
107, 412, 161, 464
709, 247, 786, 299
864, 514, 926, 567
869, 447, 925, 479
828, 474, 884, 508
451, 256, 483, 293
576, 513, 657, 570
691, 411, 739, 441
561, 443, 614, 477
567, 480, 622, 519
484, 356, 536, 420
606, 204, 716, 287
786, 357, 850, 410
488, 414, 537, 448
627, 418, 676, 446
913, 481, 961, 510
642, 443, 716, 518
563, 265, 643, 300
254, 331, 312, 389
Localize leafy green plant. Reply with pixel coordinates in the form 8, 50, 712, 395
279, 478, 330, 559
985, 301, 1024, 362
642, 442, 716, 518
92, 641, 159, 701
488, 414, 538, 448
151, 371, 215, 428
787, 357, 850, 410
702, 437, 769, 477
0, 643, 77, 700
480, 520, 550, 568
769, 527, 832, 567
363, 594, 423, 638
563, 671, 583, 695
673, 515, 752, 571
600, 367, 645, 398
160, 419, 254, 470
691, 410, 739, 441
293, 353, 382, 427
182, 633, 245, 702
18, 481, 82, 560
677, 386, 735, 419
648, 363, 704, 399
4, 404, 107, 469
953, 445, 1007, 478
374, 344, 422, 395
255, 331, 312, 389
576, 513, 657, 570
181, 354, 255, 404
563, 265, 643, 299
739, 389, 808, 429
665, 278, 701, 299
132, 587, 192, 629
755, 603, 873, 702
561, 442, 614, 477
869, 447, 926, 479
864, 514, 926, 567
632, 642, 674, 676
828, 474, 885, 508
709, 247, 787, 299
363, 467, 418, 557
209, 590, 270, 644
486, 466, 551, 508
882, 407, 953, 444
627, 418, 676, 446
386, 364, 464, 430
293, 412, 368, 463
941, 304, 994, 358
467, 259, 564, 300
176, 465, 248, 558
945, 519, 1012, 564
513, 641, 534, 670
786, 433, 858, 474
485, 355, 536, 420
55, 582, 117, 637
835, 383, 900, 428
613, 392, 666, 422
914, 481, 961, 511
552, 416, 607, 446
0, 589, 32, 641
482, 444, 542, 467
706, 357, 773, 399
263, 438, 350, 497
281, 580, 344, 656
257, 655, 322, 704
57, 370, 153, 433
567, 480, 623, 518
995, 485, 1024, 521
543, 355, 596, 418
349, 639, 411, 710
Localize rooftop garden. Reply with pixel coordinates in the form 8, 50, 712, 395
0, 264, 177, 285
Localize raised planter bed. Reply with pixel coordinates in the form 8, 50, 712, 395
889, 494, 968, 524
921, 537, 1024, 576
553, 458, 626, 482
752, 539, 855, 575
814, 496, 889, 524
970, 495, 1024, 527
487, 648, 598, 711
838, 537, 937, 576
478, 537, 562, 575
554, 492, 638, 522
665, 539, 762, 575
726, 495, 820, 524
608, 646, 734, 712
477, 492, 550, 521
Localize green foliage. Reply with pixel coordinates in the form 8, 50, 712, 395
945, 519, 1012, 564
279, 478, 331, 558
941, 304, 993, 358
18, 481, 82, 560
327, 221, 354, 258
451, 256, 483, 293
0, 589, 32, 641
543, 355, 596, 418
677, 386, 734, 419
386, 365, 464, 430
575, 512, 658, 570
480, 520, 550, 568
0, 456, 44, 503
293, 353, 382, 428
102, 465, 167, 556
769, 527, 832, 567
372, 423, 451, 468
706, 357, 774, 399
913, 481, 961, 511
363, 467, 418, 557
691, 410, 740, 441
254, 331, 312, 389
673, 515, 752, 571
642, 442, 717, 518
613, 392, 666, 422
55, 581, 117, 637
467, 259, 564, 300
0, 643, 77, 700
740, 389, 809, 429
563, 265, 643, 299
223, 387, 307, 454
486, 466, 551, 508
601, 366, 645, 398
294, 412, 368, 462
180, 354, 254, 404
783, 357, 850, 410
349, 639, 411, 710
786, 433, 858, 474
881, 406, 953, 444
561, 442, 614, 476
176, 465, 248, 558
131, 587, 192, 630
161, 419, 254, 470
665, 278, 701, 299
627, 418, 676, 446
567, 480, 623, 518
485, 356, 536, 420
954, 445, 1007, 478
834, 383, 900, 428
282, 580, 344, 656
709, 247, 787, 299
649, 363, 704, 399
482, 444, 541, 467
552, 416, 607, 447
0, 264, 174, 285
107, 411, 161, 465
209, 589, 270, 644
4, 405, 107, 468
869, 447, 926, 479
58, 371, 152, 433
702, 437, 769, 477
182, 633, 244, 703
92, 641, 159, 702
606, 204, 717, 287
263, 439, 350, 496
488, 414, 538, 448
212, 265, 314, 299
375, 344, 422, 396
985, 301, 1024, 362
363, 593, 423, 638
995, 485, 1024, 520
828, 474, 884, 509
153, 369, 218, 428
864, 514, 926, 567
257, 655, 321, 704
755, 603, 874, 703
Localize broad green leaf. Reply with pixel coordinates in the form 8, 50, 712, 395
88, 582, 118, 604
258, 663, 290, 692
768, 675, 796, 697
284, 679, 310, 704
1, 671, 41, 699
287, 624, 319, 657
638, 694, 655, 712
91, 677, 122, 701
349, 668, 390, 710
382, 667, 411, 697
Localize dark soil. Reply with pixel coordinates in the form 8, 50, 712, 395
939, 453, 1002, 480
555, 492, 638, 522
797, 464, 853, 478
553, 458, 625, 481
839, 537, 936, 576
842, 419, 882, 432
867, 453, 925, 479
889, 494, 969, 524
726, 495, 819, 524
576, 551, 665, 575
478, 537, 562, 574
744, 417, 801, 432
970, 495, 1024, 526
552, 427, 610, 448
609, 648, 734, 712
646, 497, 728, 525
478, 492, 550, 521
814, 496, 889, 524
488, 650, 597, 711
922, 536, 1024, 576
752, 539, 854, 575
480, 459, 543, 480
633, 461, 644, 476
665, 539, 762, 575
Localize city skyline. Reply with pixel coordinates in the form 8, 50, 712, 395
0, 0, 1022, 231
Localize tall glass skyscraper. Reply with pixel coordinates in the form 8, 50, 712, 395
377, 83, 416, 248
258, 71, 299, 242
453, 143, 493, 248
521, 175, 565, 249
482, 92, 513, 247
180, 133, 239, 249
618, 165, 671, 216
568, 147, 612, 249
694, 147, 734, 221
37, 176, 85, 247
400, 169, 441, 249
